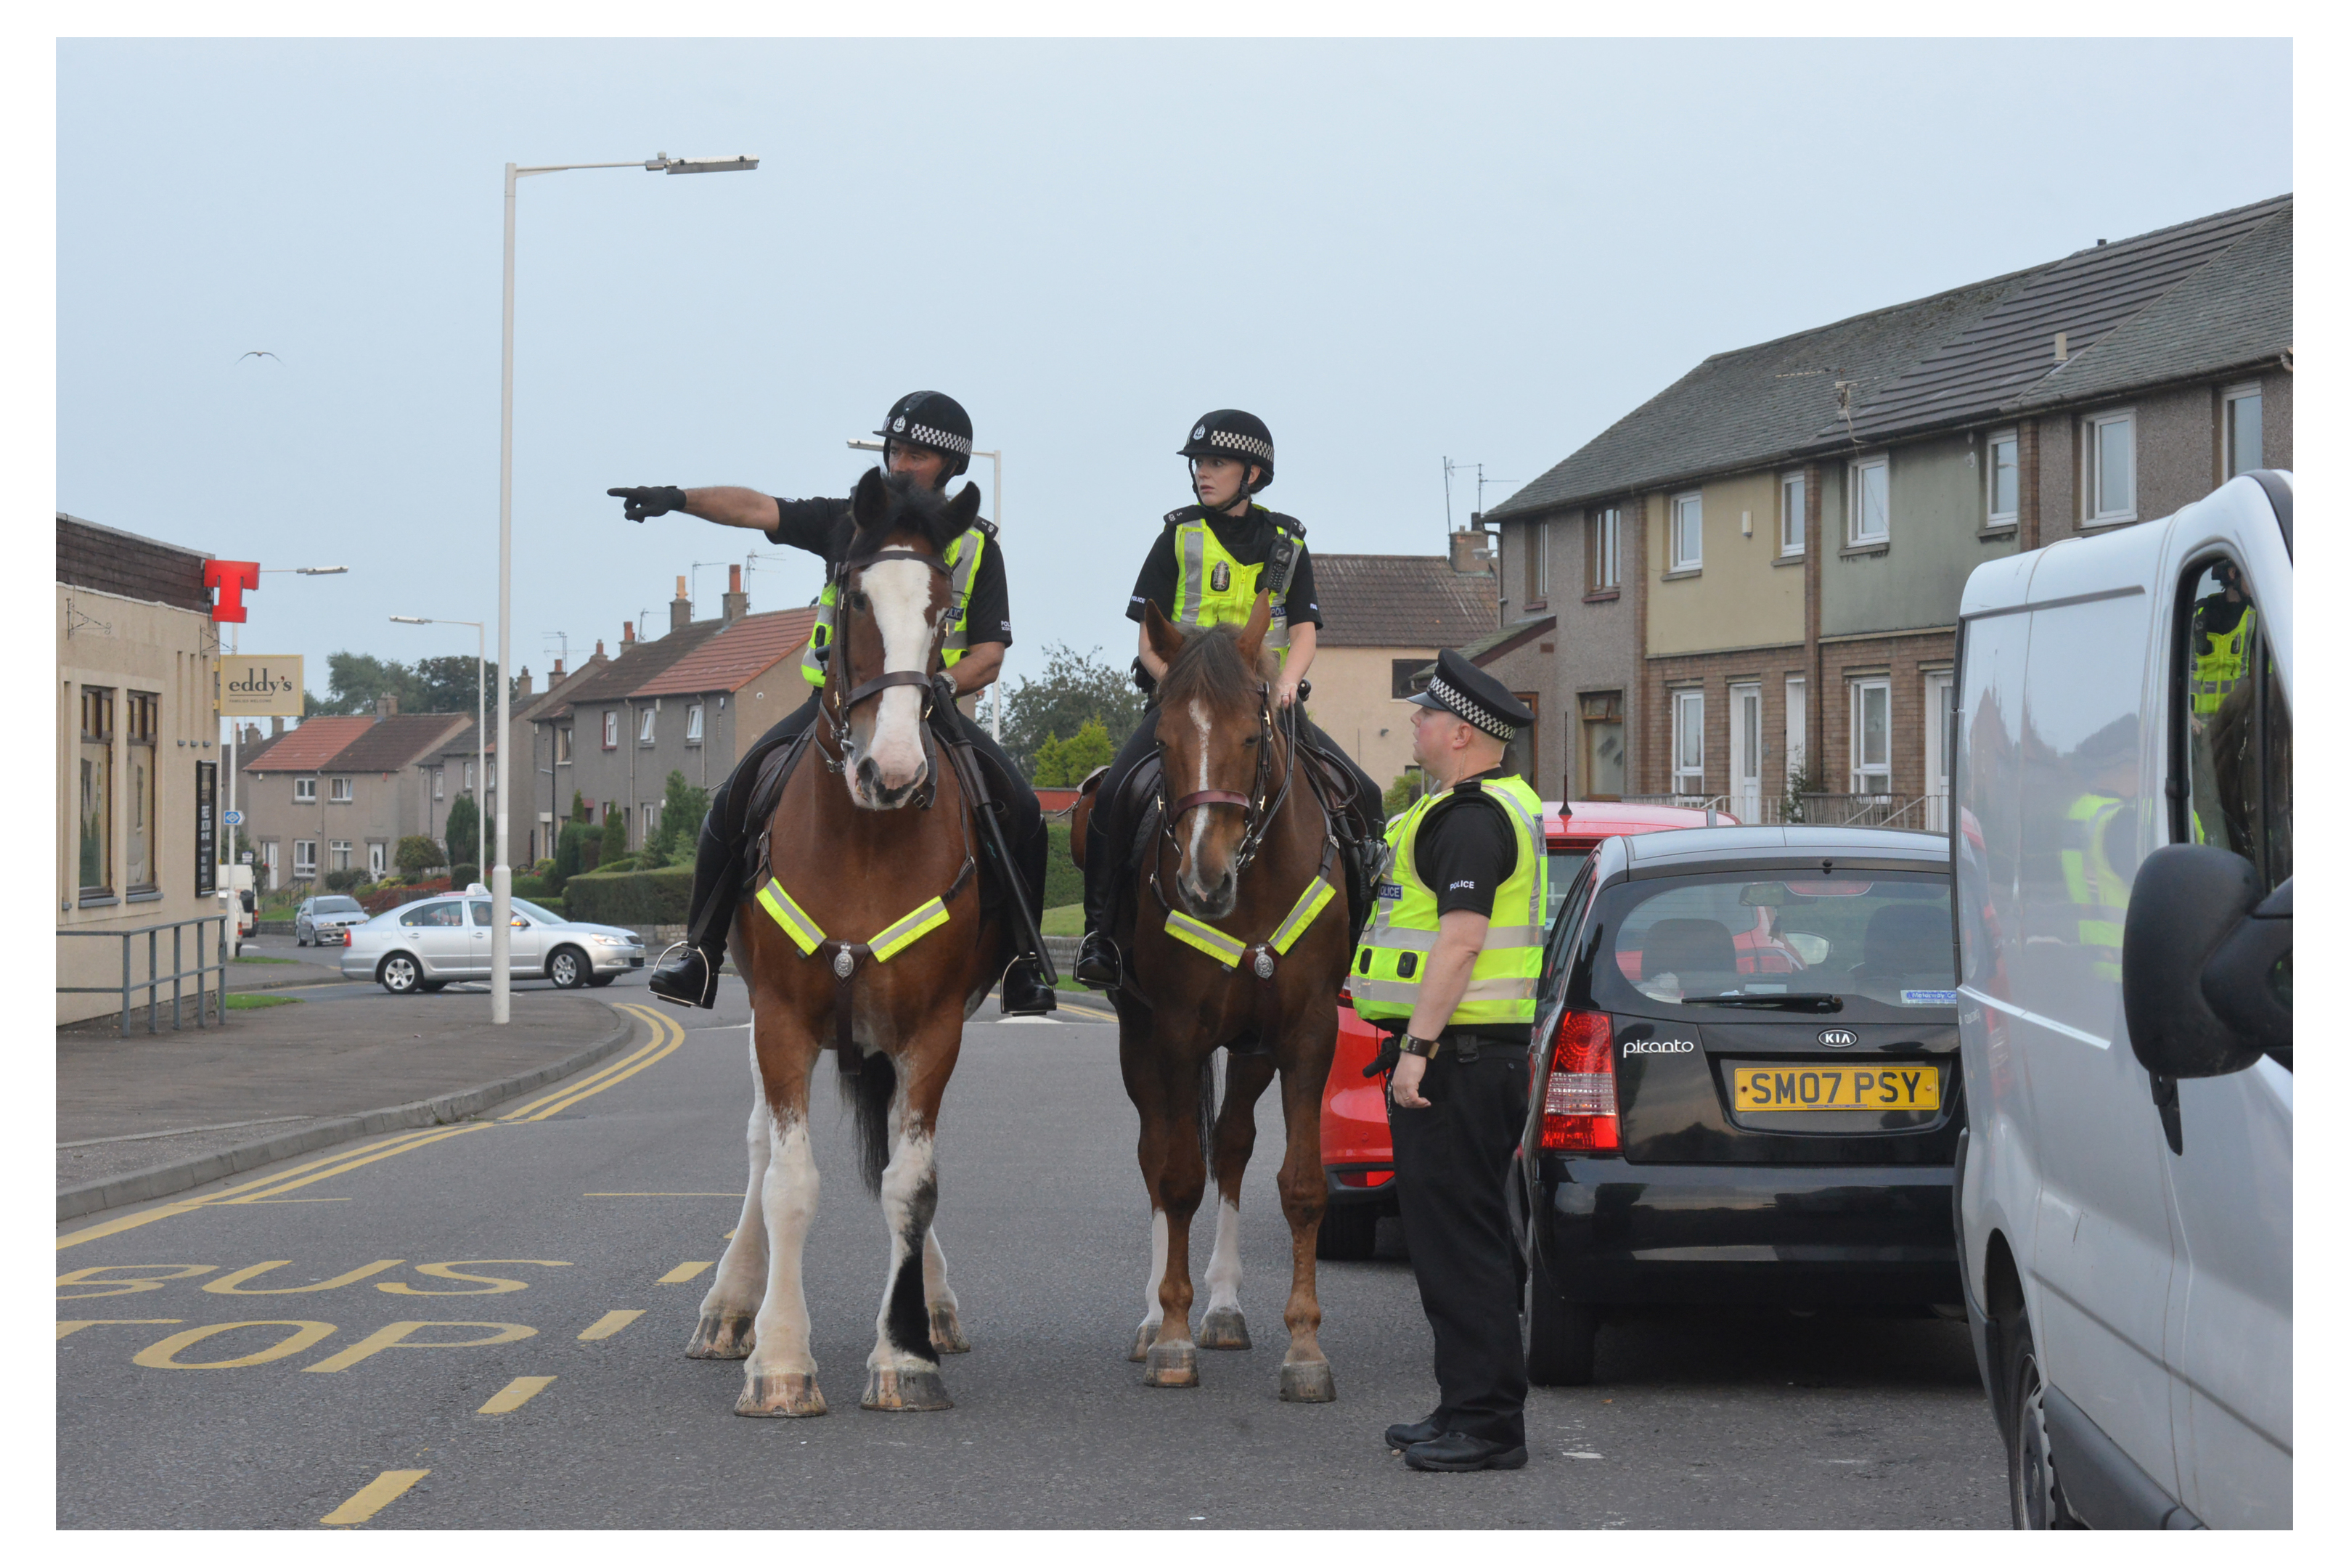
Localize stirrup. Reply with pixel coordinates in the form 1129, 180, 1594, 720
649, 941, 719, 1010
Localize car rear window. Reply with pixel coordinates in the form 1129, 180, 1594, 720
1588, 870, 1956, 1021
399, 900, 463, 928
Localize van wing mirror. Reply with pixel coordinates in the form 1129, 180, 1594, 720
2121, 846, 2287, 1078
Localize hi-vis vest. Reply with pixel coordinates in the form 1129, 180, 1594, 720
1350, 774, 1548, 1029
2061, 791, 2130, 984
800, 522, 990, 687
2189, 606, 2257, 716
1169, 507, 1300, 661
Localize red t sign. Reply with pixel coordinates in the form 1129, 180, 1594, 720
205, 560, 260, 623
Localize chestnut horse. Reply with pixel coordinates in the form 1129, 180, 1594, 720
1073, 592, 1349, 1402
687, 468, 1004, 1417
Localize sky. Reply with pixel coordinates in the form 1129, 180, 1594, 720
56, 37, 2292, 729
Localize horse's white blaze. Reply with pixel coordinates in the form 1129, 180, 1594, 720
1203, 1197, 1243, 1314
743, 1115, 820, 1378
869, 1124, 939, 1373
1138, 1209, 1169, 1331
858, 556, 936, 798
1181, 697, 1216, 901
700, 1082, 773, 1324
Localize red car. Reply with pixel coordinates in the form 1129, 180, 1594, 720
1317, 799, 1732, 1258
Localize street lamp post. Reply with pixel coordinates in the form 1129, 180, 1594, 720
389, 616, 486, 877
847, 437, 1005, 738
494, 150, 757, 1024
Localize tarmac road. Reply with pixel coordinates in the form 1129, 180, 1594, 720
56, 976, 2006, 1530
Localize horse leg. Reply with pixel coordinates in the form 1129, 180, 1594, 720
1124, 1037, 1172, 1362
1143, 1054, 1212, 1389
924, 1230, 970, 1355
863, 1032, 957, 1412
735, 1023, 825, 1417
1272, 1037, 1339, 1403
688, 1056, 771, 1359
1198, 1050, 1277, 1351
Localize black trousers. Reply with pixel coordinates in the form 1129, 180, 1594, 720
1387, 1041, 1532, 1448
688, 691, 1047, 954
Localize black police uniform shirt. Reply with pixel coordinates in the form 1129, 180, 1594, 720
767, 495, 1013, 650
1125, 505, 1323, 631
1408, 766, 1530, 1045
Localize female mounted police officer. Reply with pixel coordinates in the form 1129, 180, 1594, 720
608, 390, 1054, 1016
1074, 409, 1383, 987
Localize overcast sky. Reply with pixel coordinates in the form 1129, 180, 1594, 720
57, 37, 2291, 727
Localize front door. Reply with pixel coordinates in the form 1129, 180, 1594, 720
1729, 682, 1762, 823
1924, 671, 1953, 832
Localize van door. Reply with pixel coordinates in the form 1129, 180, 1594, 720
2156, 552, 2292, 1527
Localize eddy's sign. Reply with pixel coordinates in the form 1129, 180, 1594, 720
218, 657, 305, 717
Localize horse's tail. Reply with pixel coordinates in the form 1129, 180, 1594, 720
841, 1049, 896, 1198
1197, 1050, 1220, 1181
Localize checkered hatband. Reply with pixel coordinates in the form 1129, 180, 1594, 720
1427, 675, 1516, 740
902, 422, 972, 457
1208, 429, 1273, 465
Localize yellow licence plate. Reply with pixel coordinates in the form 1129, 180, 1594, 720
1732, 1063, 1940, 1112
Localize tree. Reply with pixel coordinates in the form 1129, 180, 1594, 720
443, 792, 483, 873
1383, 768, 1428, 816
1000, 642, 1146, 780
1033, 719, 1115, 787
309, 650, 507, 716
654, 770, 711, 861
600, 807, 630, 867
395, 835, 446, 878
552, 821, 593, 889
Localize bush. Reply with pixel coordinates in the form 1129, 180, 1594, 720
552, 822, 593, 890
1044, 820, 1083, 910
444, 793, 483, 870
450, 863, 480, 887
396, 834, 446, 877
1383, 769, 1428, 815
597, 856, 637, 875
322, 867, 365, 892
512, 875, 555, 899
600, 810, 629, 868
532, 858, 555, 878
560, 865, 693, 926
361, 877, 450, 915
654, 769, 711, 863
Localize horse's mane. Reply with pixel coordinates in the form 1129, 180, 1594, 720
1159, 623, 1270, 713
846, 468, 966, 559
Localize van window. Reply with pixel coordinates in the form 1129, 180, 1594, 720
2176, 558, 2291, 891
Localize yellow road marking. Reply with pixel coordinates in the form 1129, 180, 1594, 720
507, 1007, 684, 1120
656, 1262, 712, 1284
57, 1319, 181, 1339
249, 1197, 351, 1203
578, 1310, 642, 1341
320, 1469, 429, 1526
495, 1023, 674, 1120
476, 1375, 555, 1413
583, 1192, 742, 1197
303, 1320, 536, 1373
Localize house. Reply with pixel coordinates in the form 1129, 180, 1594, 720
1307, 544, 1500, 792
1484, 194, 2292, 825
57, 514, 231, 1024
237, 703, 468, 884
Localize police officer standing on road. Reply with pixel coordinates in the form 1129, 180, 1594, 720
1351, 648, 1545, 1473
607, 391, 1054, 1017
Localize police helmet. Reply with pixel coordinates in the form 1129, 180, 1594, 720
876, 391, 975, 481
1180, 409, 1275, 491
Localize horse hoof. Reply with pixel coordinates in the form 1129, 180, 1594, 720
735, 1373, 826, 1417
1278, 1360, 1337, 1403
1144, 1342, 1199, 1388
685, 1312, 756, 1360
1198, 1307, 1251, 1350
862, 1366, 954, 1411
1128, 1322, 1162, 1363
929, 1305, 971, 1355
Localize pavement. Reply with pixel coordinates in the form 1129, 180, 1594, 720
55, 967, 2004, 1530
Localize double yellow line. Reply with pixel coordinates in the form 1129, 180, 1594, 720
57, 1004, 685, 1251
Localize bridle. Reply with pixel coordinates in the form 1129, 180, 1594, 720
818, 546, 959, 810
1151, 681, 1302, 907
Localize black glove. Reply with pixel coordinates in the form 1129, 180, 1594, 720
931, 671, 959, 711
608, 485, 688, 522
1363, 1032, 1402, 1079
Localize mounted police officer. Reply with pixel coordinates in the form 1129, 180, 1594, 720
1074, 409, 1384, 987
608, 391, 1055, 1016
1354, 648, 1543, 1473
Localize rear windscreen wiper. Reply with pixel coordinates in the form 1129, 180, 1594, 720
1686, 993, 1845, 1013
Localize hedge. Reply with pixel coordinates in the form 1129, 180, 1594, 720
1044, 820, 1082, 910
560, 865, 693, 926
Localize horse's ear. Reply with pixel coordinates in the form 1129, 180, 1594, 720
944, 481, 982, 534
1143, 599, 1185, 666
1235, 589, 1272, 666
851, 465, 888, 533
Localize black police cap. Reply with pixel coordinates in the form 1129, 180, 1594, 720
876, 391, 973, 458
1408, 648, 1535, 741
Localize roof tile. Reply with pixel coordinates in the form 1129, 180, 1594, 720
1311, 555, 1498, 648
239, 715, 375, 774
634, 607, 820, 698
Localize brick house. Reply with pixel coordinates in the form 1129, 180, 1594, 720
1306, 547, 1498, 793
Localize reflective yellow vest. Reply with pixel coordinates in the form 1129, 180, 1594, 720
800, 523, 989, 687
1350, 773, 1548, 1028
2190, 606, 2256, 717
1169, 508, 1299, 660
2061, 791, 2130, 984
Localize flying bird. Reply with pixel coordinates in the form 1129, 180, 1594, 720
237, 351, 281, 364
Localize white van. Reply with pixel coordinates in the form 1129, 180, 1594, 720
216, 862, 257, 955
1951, 471, 2291, 1529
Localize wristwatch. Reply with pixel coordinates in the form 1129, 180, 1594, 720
1398, 1033, 1441, 1061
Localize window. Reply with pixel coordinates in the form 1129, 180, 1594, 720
1529, 522, 1549, 602
1672, 688, 1704, 796
602, 711, 618, 749
1579, 691, 1625, 799
295, 839, 318, 878
1850, 679, 1891, 794
433, 767, 444, 800
687, 703, 705, 744
2084, 409, 2136, 523
556, 727, 574, 764
1589, 505, 1621, 590
331, 840, 353, 872
295, 776, 317, 804
486, 761, 497, 791
125, 692, 158, 893
639, 707, 656, 744
78, 686, 114, 897
329, 775, 352, 802
1390, 658, 1431, 699
400, 899, 463, 928
2223, 383, 2263, 480
1784, 677, 1807, 786
1779, 473, 1806, 556
644, 801, 660, 841
368, 842, 385, 878
1670, 493, 1702, 571
1986, 430, 2019, 528
2176, 557, 2289, 891
1847, 456, 1890, 545
462, 761, 475, 792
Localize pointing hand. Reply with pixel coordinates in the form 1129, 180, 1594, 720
608, 486, 688, 522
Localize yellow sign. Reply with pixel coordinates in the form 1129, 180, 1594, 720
217, 656, 305, 716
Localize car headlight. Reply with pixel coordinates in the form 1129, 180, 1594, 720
589, 934, 631, 947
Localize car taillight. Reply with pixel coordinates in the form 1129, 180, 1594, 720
1539, 1009, 1619, 1152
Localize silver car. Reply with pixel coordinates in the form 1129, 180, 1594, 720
294, 894, 370, 946
340, 891, 647, 994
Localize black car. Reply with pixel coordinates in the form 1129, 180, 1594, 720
1517, 825, 1963, 1384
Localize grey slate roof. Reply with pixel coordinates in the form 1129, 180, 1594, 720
1310, 554, 1499, 648
1487, 270, 2035, 520
539, 622, 727, 721
2005, 206, 2291, 410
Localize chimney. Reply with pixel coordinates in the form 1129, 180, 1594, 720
1449, 527, 1493, 574
271, 716, 285, 738
594, 640, 605, 659
375, 693, 399, 721
671, 573, 693, 634
515, 666, 534, 699
551, 657, 565, 681
621, 621, 636, 648
722, 563, 748, 626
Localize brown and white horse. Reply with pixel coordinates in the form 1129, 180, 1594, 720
687, 468, 1003, 1417
1075, 592, 1349, 1402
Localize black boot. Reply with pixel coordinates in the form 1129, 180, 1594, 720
1000, 955, 1055, 1016
648, 944, 719, 1009
650, 817, 738, 1010
1075, 812, 1123, 987
1074, 931, 1122, 989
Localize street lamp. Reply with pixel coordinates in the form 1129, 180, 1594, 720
390, 616, 486, 880
224, 565, 351, 881
494, 149, 758, 1024
847, 437, 1005, 739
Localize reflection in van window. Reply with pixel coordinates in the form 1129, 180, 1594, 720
1605, 874, 1954, 1010
2178, 558, 2289, 891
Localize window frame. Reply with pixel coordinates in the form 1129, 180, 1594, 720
1985, 429, 2020, 529
1847, 454, 1891, 547
2083, 407, 2138, 526
2222, 382, 2263, 481
1578, 690, 1625, 800
1670, 491, 1703, 573
2168, 551, 2289, 892
433, 767, 444, 800
295, 776, 318, 804
639, 706, 656, 745
123, 692, 159, 894
1778, 472, 1806, 557
687, 703, 705, 744
294, 838, 319, 879
555, 727, 574, 765
1849, 677, 1892, 795
1671, 687, 1705, 796
329, 775, 353, 803
78, 685, 116, 899
330, 839, 353, 873
602, 711, 618, 750
1589, 505, 1621, 590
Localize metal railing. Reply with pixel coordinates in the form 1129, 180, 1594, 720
57, 914, 231, 1037
1620, 792, 1949, 830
